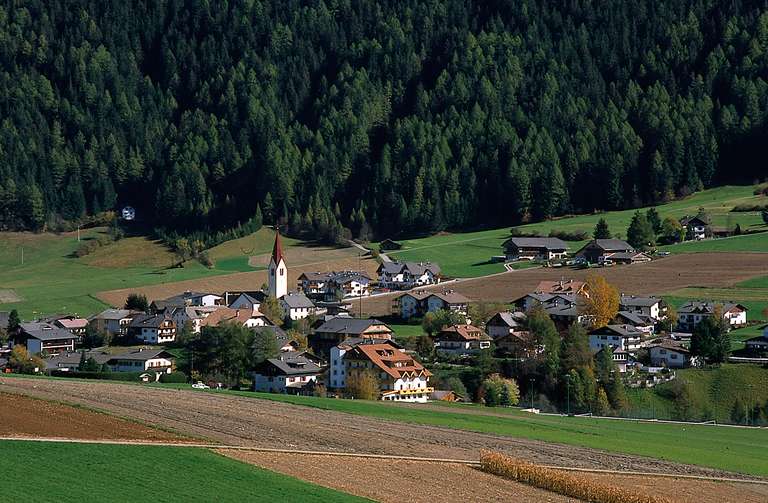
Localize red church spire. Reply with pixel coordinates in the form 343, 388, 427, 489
271, 227, 285, 264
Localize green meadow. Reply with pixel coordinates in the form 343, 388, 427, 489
0, 440, 366, 502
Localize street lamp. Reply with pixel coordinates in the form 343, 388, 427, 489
529, 377, 536, 411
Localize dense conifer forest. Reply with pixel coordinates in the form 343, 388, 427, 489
1, 0, 767, 239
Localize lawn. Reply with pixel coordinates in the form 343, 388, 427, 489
175, 387, 768, 477
0, 440, 366, 502
377, 185, 768, 278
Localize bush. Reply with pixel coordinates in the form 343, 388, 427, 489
160, 371, 188, 383
548, 229, 589, 241
731, 203, 768, 212
509, 228, 544, 238
49, 370, 146, 381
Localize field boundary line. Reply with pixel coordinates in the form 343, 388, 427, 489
2, 436, 767, 484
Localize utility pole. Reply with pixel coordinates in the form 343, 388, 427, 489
529, 377, 536, 411
565, 374, 571, 416
20, 246, 23, 265
77, 225, 81, 242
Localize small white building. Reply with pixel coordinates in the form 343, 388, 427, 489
280, 292, 316, 320
377, 261, 441, 290
619, 295, 667, 321
108, 349, 175, 373
435, 325, 492, 356
228, 292, 266, 312
199, 307, 272, 330
16, 323, 77, 355
649, 342, 698, 368
486, 311, 527, 339
394, 290, 470, 320
90, 309, 138, 336
252, 353, 322, 394
677, 301, 748, 331
128, 314, 177, 344
588, 324, 643, 354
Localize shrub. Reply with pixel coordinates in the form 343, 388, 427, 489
548, 229, 589, 241
49, 370, 146, 381
160, 371, 188, 383
509, 228, 544, 238
731, 203, 768, 212
479, 451, 671, 503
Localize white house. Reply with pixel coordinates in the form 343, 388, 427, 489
435, 325, 492, 356
199, 307, 272, 329
649, 342, 697, 368
677, 301, 748, 331
90, 309, 138, 336
502, 237, 569, 261
486, 311, 527, 339
343, 343, 432, 402
588, 324, 643, 354
394, 290, 470, 320
619, 295, 666, 321
377, 261, 441, 290
280, 292, 316, 320
168, 305, 222, 334
127, 314, 177, 344
328, 338, 402, 390
163, 291, 223, 308
613, 311, 655, 335
680, 215, 709, 241
108, 349, 175, 373
228, 292, 266, 312
252, 352, 322, 394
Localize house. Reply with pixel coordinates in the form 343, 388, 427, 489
575, 239, 634, 264
309, 317, 393, 358
252, 352, 323, 394
613, 311, 655, 334
534, 280, 588, 297
168, 305, 222, 334
429, 390, 464, 402
603, 251, 652, 265
228, 292, 267, 312
619, 295, 667, 321
343, 343, 432, 402
677, 301, 748, 331
543, 299, 592, 328
328, 271, 372, 298
594, 347, 631, 373
744, 328, 768, 355
328, 338, 402, 389
395, 289, 470, 320
43, 315, 89, 340
199, 307, 272, 329
127, 314, 177, 344
680, 215, 709, 241
435, 324, 492, 355
107, 348, 175, 373
90, 309, 139, 337
494, 331, 539, 359
486, 311, 527, 339
280, 292, 316, 320
377, 261, 441, 290
649, 341, 697, 368
297, 272, 332, 296
14, 322, 77, 355
502, 237, 568, 261
45, 350, 112, 372
588, 324, 644, 354
513, 292, 576, 312
160, 291, 224, 308
379, 239, 403, 251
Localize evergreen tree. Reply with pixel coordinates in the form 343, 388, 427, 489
646, 208, 662, 235
593, 218, 611, 239
626, 211, 656, 250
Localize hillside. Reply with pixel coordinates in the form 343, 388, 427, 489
2, 1, 768, 239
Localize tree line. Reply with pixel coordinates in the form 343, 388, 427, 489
1, 1, 768, 241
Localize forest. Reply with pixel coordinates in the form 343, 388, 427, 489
1, 0, 767, 240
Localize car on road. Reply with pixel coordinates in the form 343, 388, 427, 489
191, 382, 210, 389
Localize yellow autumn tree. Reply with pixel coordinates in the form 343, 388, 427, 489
346, 369, 381, 400
581, 275, 619, 328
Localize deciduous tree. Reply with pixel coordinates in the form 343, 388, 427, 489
581, 275, 619, 328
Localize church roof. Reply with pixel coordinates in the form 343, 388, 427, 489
272, 229, 285, 264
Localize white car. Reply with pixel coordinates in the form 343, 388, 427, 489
191, 382, 210, 389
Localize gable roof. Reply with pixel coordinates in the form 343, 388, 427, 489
281, 292, 315, 309
534, 280, 586, 295
261, 353, 322, 376
315, 317, 391, 335
487, 311, 527, 328
298, 272, 333, 282
345, 343, 431, 379
680, 215, 709, 226
583, 239, 634, 252
199, 307, 269, 327
429, 290, 470, 305
229, 292, 264, 306
619, 295, 663, 308
377, 261, 441, 276
652, 340, 691, 354
108, 348, 175, 362
615, 311, 654, 326
397, 290, 433, 302
55, 318, 89, 329
46, 350, 113, 369
272, 229, 285, 264
20, 322, 77, 341
590, 324, 644, 337
90, 309, 138, 321
503, 237, 568, 250
678, 300, 747, 315
129, 313, 174, 329
436, 324, 491, 341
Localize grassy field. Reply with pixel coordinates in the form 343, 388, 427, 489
166, 387, 768, 476
378, 185, 768, 278
664, 274, 768, 325
0, 440, 366, 502
0, 227, 297, 319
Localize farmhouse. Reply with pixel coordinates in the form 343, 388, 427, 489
252, 352, 322, 394
575, 239, 634, 263
377, 261, 441, 290
297, 272, 332, 295
379, 239, 403, 251
650, 341, 697, 368
486, 311, 527, 339
435, 324, 492, 355
168, 305, 221, 334
280, 292, 317, 320
108, 348, 175, 373
534, 279, 588, 297
299, 271, 372, 300
502, 237, 568, 261
588, 324, 644, 353
677, 301, 748, 331
45, 350, 111, 371
343, 343, 432, 402
15, 322, 77, 355
603, 251, 652, 264
394, 289, 470, 320
328, 338, 401, 389
513, 292, 576, 312
161, 291, 224, 308
619, 295, 667, 321
128, 314, 177, 344
680, 215, 709, 240
309, 317, 393, 357
90, 309, 139, 336
613, 311, 655, 334
227, 292, 267, 312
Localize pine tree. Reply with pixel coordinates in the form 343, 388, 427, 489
626, 211, 656, 250
593, 218, 611, 239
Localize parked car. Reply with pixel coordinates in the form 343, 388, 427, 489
192, 381, 210, 389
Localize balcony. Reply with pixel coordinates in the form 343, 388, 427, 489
384, 387, 434, 396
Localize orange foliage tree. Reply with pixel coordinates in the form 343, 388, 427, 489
581, 275, 619, 328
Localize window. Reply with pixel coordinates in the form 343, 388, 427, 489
279, 268, 284, 276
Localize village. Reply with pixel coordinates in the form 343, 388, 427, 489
2, 213, 765, 417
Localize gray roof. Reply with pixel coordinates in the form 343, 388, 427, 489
20, 322, 77, 341
586, 239, 633, 251
488, 311, 526, 328
129, 313, 172, 329
262, 353, 322, 376
615, 311, 654, 326
378, 261, 441, 276
338, 337, 403, 350
315, 317, 390, 335
619, 295, 663, 308
590, 324, 644, 337
165, 291, 222, 303
678, 301, 746, 314
232, 293, 263, 305
328, 271, 372, 284
46, 350, 112, 370
281, 292, 315, 309
108, 349, 175, 362
503, 237, 568, 250
92, 309, 134, 321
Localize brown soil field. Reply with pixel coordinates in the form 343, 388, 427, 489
96, 252, 379, 308
221, 451, 571, 503
0, 391, 186, 442
0, 377, 756, 481
355, 252, 768, 315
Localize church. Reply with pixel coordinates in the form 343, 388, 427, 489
269, 230, 316, 321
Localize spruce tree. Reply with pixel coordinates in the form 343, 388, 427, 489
593, 218, 611, 239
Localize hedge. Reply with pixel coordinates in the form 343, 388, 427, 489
49, 370, 146, 381
160, 371, 188, 383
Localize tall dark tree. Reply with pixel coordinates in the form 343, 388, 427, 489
593, 218, 611, 240
626, 211, 656, 250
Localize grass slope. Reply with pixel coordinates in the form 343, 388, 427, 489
378, 185, 768, 278
0, 441, 367, 503
176, 387, 768, 477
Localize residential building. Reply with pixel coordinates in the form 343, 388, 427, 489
14, 322, 77, 355
594, 347, 631, 373
161, 291, 224, 308
534, 279, 588, 297
394, 289, 470, 320
297, 272, 332, 296
377, 261, 441, 290
575, 239, 634, 264
128, 314, 177, 344
268, 229, 288, 299
280, 292, 317, 320
494, 331, 539, 359
45, 350, 111, 372
198, 307, 272, 329
343, 343, 432, 402
379, 239, 403, 251
680, 215, 709, 241
649, 341, 697, 368
43, 315, 89, 340
228, 292, 267, 312
486, 311, 527, 339
677, 301, 748, 331
588, 324, 644, 354
252, 352, 322, 394
90, 309, 138, 337
168, 305, 222, 334
309, 317, 393, 358
328, 338, 401, 389
603, 251, 652, 264
108, 349, 175, 373
502, 237, 568, 261
619, 295, 667, 321
435, 324, 492, 355
744, 328, 768, 355
613, 311, 655, 334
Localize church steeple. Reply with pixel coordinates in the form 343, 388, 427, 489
268, 228, 287, 299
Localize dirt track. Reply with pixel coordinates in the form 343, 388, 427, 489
0, 377, 758, 481
354, 252, 768, 315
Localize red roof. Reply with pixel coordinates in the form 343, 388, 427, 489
272, 229, 285, 264
346, 343, 431, 380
